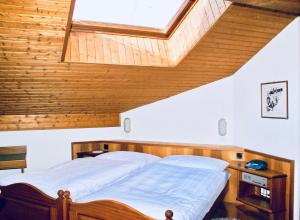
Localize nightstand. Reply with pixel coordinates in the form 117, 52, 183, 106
229, 161, 287, 218
77, 151, 107, 158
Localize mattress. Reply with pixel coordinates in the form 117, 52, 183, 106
77, 162, 230, 220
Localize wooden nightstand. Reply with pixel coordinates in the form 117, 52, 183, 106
77, 151, 107, 158
229, 161, 287, 218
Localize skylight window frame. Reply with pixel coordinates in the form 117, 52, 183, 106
62, 0, 197, 61
71, 0, 197, 39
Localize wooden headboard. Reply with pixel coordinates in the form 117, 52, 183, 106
71, 140, 243, 160
0, 146, 27, 172
71, 140, 294, 220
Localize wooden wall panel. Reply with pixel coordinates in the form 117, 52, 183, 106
0, 113, 120, 131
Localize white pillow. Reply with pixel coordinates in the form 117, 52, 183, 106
95, 151, 161, 164
160, 155, 228, 171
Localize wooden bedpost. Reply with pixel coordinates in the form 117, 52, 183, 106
165, 210, 173, 220
64, 191, 72, 220
57, 190, 66, 220
57, 190, 65, 199
64, 190, 71, 201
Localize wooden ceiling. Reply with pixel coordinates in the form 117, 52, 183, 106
0, 0, 296, 130
228, 0, 300, 15
64, 0, 230, 67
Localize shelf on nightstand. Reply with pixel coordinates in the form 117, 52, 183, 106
237, 195, 272, 213
229, 161, 286, 179
229, 161, 287, 215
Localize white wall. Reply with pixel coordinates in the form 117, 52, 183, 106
122, 76, 234, 145
0, 127, 122, 178
120, 18, 300, 219
233, 17, 300, 220
233, 18, 299, 159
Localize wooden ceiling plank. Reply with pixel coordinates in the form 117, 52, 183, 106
227, 0, 300, 15
0, 113, 120, 131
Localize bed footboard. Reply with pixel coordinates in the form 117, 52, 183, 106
0, 183, 66, 220
68, 198, 173, 220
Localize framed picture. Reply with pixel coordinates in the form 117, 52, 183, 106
261, 81, 288, 119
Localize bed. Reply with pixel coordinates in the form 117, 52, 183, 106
0, 151, 160, 220
68, 155, 231, 220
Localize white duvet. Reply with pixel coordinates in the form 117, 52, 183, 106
77, 163, 230, 220
0, 157, 151, 200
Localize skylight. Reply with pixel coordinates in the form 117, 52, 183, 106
73, 0, 186, 30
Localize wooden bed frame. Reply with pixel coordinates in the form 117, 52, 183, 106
67, 183, 228, 220
0, 140, 294, 220
68, 140, 239, 220
0, 183, 67, 220
68, 199, 164, 220
0, 145, 67, 220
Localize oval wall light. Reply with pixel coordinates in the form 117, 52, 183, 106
124, 117, 131, 133
218, 118, 227, 136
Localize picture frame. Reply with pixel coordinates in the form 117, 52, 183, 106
261, 81, 288, 119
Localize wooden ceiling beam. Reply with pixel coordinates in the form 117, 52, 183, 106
0, 113, 120, 131
227, 0, 300, 15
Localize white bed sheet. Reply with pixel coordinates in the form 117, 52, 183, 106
0, 157, 152, 200
77, 163, 230, 220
